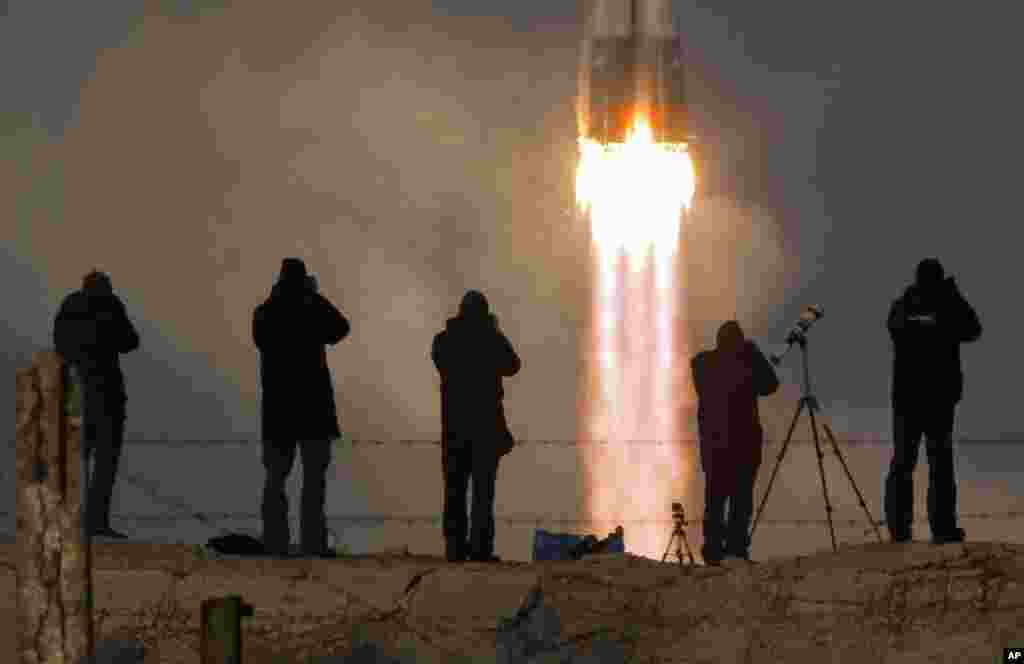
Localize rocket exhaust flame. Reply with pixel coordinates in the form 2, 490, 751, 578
576, 118, 694, 261
576, 116, 695, 560
577, 0, 697, 561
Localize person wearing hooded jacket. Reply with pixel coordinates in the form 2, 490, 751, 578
253, 258, 350, 557
884, 258, 981, 545
432, 290, 521, 563
691, 321, 779, 565
53, 269, 140, 539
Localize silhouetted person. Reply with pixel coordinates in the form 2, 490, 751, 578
53, 269, 140, 538
691, 321, 779, 564
885, 258, 981, 545
432, 291, 520, 563
253, 258, 350, 557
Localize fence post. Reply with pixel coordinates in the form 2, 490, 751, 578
201, 595, 254, 664
15, 351, 94, 664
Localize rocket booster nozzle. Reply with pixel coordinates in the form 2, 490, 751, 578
579, 0, 693, 145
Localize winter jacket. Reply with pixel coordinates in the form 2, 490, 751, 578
887, 277, 981, 410
253, 279, 349, 441
691, 325, 779, 475
432, 314, 520, 455
53, 289, 140, 403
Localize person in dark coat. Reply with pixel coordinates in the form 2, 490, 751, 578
884, 258, 981, 545
432, 290, 521, 563
53, 269, 140, 538
253, 258, 350, 557
691, 321, 779, 564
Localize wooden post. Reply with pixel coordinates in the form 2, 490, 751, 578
16, 351, 94, 664
200, 595, 254, 664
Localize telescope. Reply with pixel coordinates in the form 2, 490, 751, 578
753, 301, 883, 552
769, 305, 823, 366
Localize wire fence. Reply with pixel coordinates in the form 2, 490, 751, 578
3, 510, 1023, 528
4, 436, 1019, 528
7, 426, 1021, 659
4, 437, 1021, 541
7, 437, 1024, 448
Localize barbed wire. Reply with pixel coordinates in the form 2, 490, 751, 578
4, 442, 1022, 537
4, 510, 1022, 527
5, 438, 1020, 568
7, 437, 1024, 448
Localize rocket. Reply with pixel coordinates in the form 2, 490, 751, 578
578, 0, 693, 145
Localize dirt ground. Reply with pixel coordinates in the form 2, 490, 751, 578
3, 541, 1024, 663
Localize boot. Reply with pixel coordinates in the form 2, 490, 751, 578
931, 527, 965, 545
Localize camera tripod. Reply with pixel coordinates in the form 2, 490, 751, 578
661, 507, 696, 567
750, 334, 883, 552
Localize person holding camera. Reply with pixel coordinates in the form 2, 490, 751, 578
54, 269, 141, 539
691, 321, 779, 565
253, 258, 350, 557
885, 258, 982, 545
432, 290, 521, 563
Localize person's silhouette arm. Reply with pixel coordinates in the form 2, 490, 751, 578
748, 341, 779, 396
690, 353, 707, 401
111, 296, 140, 354
53, 295, 82, 358
431, 331, 447, 378
319, 295, 350, 345
690, 353, 710, 471
957, 300, 982, 343
941, 278, 981, 343
253, 303, 272, 351
497, 333, 521, 377
486, 314, 520, 376
887, 296, 912, 343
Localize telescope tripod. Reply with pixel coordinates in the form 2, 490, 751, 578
661, 511, 696, 568
750, 336, 883, 552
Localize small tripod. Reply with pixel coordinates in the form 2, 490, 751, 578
750, 334, 883, 552
661, 504, 696, 567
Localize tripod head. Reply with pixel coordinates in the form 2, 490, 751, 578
770, 305, 823, 367
671, 502, 688, 527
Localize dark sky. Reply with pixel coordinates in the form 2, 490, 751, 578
2, 0, 1022, 555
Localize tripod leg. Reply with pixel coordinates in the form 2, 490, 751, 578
750, 397, 805, 541
807, 403, 838, 552
822, 422, 884, 543
661, 532, 674, 564
680, 526, 696, 565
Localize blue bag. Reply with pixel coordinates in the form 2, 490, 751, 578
532, 528, 625, 561
533, 530, 582, 562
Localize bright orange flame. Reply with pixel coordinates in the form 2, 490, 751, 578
576, 112, 697, 560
